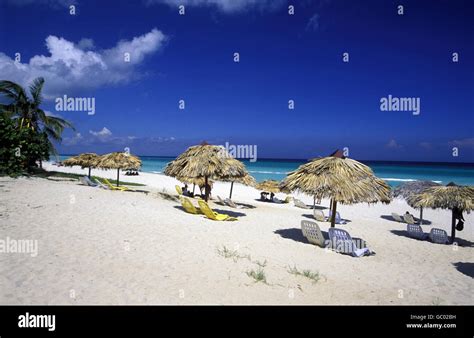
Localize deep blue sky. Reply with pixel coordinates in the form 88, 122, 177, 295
0, 0, 473, 162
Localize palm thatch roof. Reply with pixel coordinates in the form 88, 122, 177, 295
393, 180, 441, 200
63, 153, 99, 168
96, 152, 141, 170
163, 144, 247, 180
406, 183, 474, 211
280, 156, 391, 204
256, 180, 280, 193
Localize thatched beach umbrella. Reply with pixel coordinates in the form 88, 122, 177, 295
407, 182, 474, 242
256, 180, 280, 193
280, 150, 391, 227
221, 157, 255, 199
62, 153, 99, 178
96, 152, 141, 187
393, 180, 441, 224
164, 143, 247, 201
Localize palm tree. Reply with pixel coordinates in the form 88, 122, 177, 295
0, 78, 74, 157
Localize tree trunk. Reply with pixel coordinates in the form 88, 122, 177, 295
204, 176, 210, 202
116, 169, 120, 187
451, 209, 456, 243
330, 199, 337, 228
229, 182, 234, 199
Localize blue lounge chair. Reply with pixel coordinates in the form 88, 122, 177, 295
328, 228, 373, 257
327, 211, 346, 224
407, 224, 427, 240
429, 228, 449, 244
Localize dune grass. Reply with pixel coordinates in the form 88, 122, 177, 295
288, 265, 321, 284
246, 267, 267, 284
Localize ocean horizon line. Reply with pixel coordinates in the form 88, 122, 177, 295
57, 154, 474, 167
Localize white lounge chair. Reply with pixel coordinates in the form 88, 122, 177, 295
328, 228, 373, 257
80, 176, 97, 187
225, 198, 243, 209
301, 220, 326, 247
217, 195, 226, 205
313, 209, 327, 222
391, 213, 404, 222
294, 199, 310, 209
403, 214, 416, 224
429, 228, 449, 244
406, 224, 427, 240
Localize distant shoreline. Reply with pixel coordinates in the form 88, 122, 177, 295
56, 154, 474, 167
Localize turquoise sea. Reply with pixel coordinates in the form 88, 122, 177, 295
56, 155, 474, 187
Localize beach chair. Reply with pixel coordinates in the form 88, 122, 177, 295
391, 213, 404, 222
103, 178, 131, 191
406, 224, 427, 240
283, 196, 292, 203
327, 210, 346, 224
403, 214, 416, 224
301, 220, 326, 247
175, 185, 183, 195
180, 197, 201, 214
225, 198, 243, 209
217, 195, 227, 205
313, 209, 327, 222
294, 199, 309, 209
429, 228, 449, 244
93, 178, 111, 190
80, 176, 97, 187
197, 200, 237, 221
328, 228, 373, 257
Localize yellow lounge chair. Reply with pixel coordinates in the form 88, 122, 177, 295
103, 178, 130, 191
197, 200, 237, 221
180, 197, 201, 214
175, 185, 183, 195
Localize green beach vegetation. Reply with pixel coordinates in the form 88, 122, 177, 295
0, 78, 74, 176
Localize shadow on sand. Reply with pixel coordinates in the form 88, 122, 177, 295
390, 230, 474, 247
380, 215, 432, 225
453, 262, 474, 278
173, 205, 246, 218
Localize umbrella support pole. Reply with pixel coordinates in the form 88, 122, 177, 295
117, 169, 120, 187
229, 182, 234, 199
192, 184, 196, 195
330, 200, 337, 228
88, 167, 91, 178
313, 196, 316, 209
419, 207, 423, 225
204, 176, 210, 202
451, 210, 456, 243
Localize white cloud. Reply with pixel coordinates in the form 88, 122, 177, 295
77, 38, 95, 50
386, 139, 403, 149
147, 0, 284, 13
89, 127, 112, 138
63, 132, 83, 146
449, 138, 474, 149
306, 13, 320, 31
0, 28, 167, 98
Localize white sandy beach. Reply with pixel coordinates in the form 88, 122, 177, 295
0, 162, 473, 305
